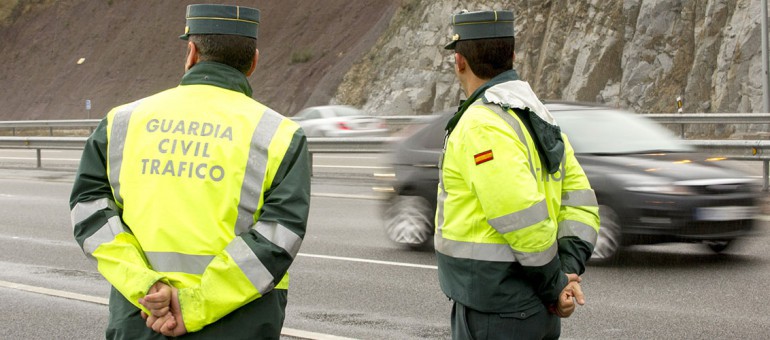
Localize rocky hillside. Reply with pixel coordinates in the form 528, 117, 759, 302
0, 0, 397, 120
335, 0, 768, 117
1, 0, 767, 126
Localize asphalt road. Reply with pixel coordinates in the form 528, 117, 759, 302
1, 152, 770, 339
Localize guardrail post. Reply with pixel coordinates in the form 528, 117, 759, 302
309, 152, 314, 177
36, 149, 42, 168
764, 159, 769, 192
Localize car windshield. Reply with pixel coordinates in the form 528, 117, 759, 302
551, 107, 693, 155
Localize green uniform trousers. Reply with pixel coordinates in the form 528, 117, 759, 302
105, 287, 287, 340
452, 301, 561, 340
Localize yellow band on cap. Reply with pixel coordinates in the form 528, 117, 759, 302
186, 17, 259, 24
454, 20, 514, 26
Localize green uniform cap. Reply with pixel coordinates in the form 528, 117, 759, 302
180, 4, 260, 40
444, 10, 515, 50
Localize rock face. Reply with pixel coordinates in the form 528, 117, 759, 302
0, 0, 398, 120
335, 0, 769, 118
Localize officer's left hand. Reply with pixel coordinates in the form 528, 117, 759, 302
139, 281, 172, 317
140, 286, 187, 336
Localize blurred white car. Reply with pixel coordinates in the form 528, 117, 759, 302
292, 105, 388, 137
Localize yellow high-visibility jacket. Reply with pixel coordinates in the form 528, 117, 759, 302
70, 62, 311, 332
436, 72, 599, 313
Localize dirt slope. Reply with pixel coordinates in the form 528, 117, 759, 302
0, 0, 398, 120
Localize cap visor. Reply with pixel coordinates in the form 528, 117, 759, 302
444, 41, 457, 50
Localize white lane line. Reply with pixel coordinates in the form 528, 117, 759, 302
298, 253, 438, 270
313, 165, 391, 170
0, 279, 109, 305
282, 329, 358, 340
313, 155, 380, 160
312, 193, 385, 200
0, 157, 79, 161
0, 279, 358, 340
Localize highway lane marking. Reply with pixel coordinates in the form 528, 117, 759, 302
0, 156, 79, 161
0, 234, 77, 247
314, 155, 380, 159
0, 279, 359, 340
312, 192, 385, 200
313, 165, 391, 169
298, 253, 438, 270
282, 329, 358, 340
0, 279, 109, 305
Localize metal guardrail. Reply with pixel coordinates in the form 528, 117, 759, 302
306, 137, 400, 153
645, 113, 770, 139
0, 119, 99, 136
386, 113, 770, 127
641, 113, 770, 124
0, 136, 88, 168
684, 140, 770, 191
1, 115, 769, 189
1, 113, 766, 135
0, 135, 768, 190
0, 136, 403, 172
682, 140, 770, 159
0, 136, 88, 149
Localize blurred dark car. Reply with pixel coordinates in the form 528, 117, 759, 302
378, 103, 761, 263
292, 105, 388, 137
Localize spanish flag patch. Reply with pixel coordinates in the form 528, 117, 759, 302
474, 150, 494, 165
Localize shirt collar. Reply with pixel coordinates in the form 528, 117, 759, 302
179, 61, 253, 97
445, 69, 520, 135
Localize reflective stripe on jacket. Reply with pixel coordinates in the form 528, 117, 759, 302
436, 100, 599, 313
70, 62, 311, 332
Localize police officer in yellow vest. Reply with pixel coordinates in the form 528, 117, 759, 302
69, 4, 310, 339
437, 10, 601, 340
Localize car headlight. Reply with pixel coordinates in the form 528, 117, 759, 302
617, 174, 696, 195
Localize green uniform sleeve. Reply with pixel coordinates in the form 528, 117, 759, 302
459, 119, 566, 304
557, 135, 600, 275
69, 119, 164, 312
178, 129, 311, 332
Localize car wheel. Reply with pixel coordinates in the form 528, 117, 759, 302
704, 240, 732, 253
384, 195, 434, 248
589, 205, 622, 264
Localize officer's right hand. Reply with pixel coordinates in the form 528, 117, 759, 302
556, 281, 585, 318
160, 286, 187, 337
566, 273, 582, 283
